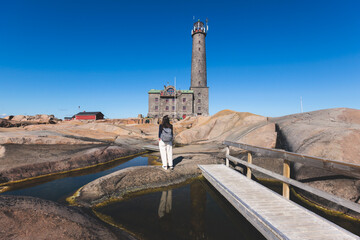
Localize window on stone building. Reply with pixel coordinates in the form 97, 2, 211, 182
198, 99, 201, 103
199, 48, 200, 51
166, 99, 169, 103
183, 98, 186, 102
155, 98, 158, 102
198, 106, 201, 111
172, 106, 175, 111
172, 98, 175, 102
198, 92, 201, 97
155, 106, 158, 110
199, 40, 200, 44
155, 115, 158, 118
166, 106, 169, 111
183, 106, 186, 111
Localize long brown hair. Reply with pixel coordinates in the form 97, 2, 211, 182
162, 115, 171, 128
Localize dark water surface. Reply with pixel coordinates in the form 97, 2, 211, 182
1, 155, 359, 239
96, 179, 265, 240
0, 155, 265, 239
1, 155, 155, 202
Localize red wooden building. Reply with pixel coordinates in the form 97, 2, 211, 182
75, 112, 104, 120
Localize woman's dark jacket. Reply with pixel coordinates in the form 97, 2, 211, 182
158, 124, 173, 139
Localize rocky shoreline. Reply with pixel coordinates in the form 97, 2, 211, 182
70, 146, 224, 208
0, 144, 146, 186
0, 195, 132, 240
0, 108, 359, 238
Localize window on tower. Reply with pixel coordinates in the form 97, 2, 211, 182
198, 106, 201, 111
199, 40, 200, 44
199, 48, 201, 51
182, 98, 186, 102
198, 92, 201, 96
198, 99, 201, 103
183, 106, 186, 111
166, 106, 169, 111
155, 106, 158, 110
166, 99, 169, 103
172, 106, 175, 111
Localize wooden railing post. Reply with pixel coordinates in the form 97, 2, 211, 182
282, 159, 290, 199
247, 152, 252, 179
225, 147, 230, 167
223, 142, 360, 214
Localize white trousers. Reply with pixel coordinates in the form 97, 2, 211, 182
159, 140, 173, 167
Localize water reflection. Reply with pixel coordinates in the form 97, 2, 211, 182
158, 190, 172, 218
156, 182, 208, 239
95, 179, 265, 240
190, 181, 206, 239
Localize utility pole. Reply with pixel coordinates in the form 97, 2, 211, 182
174, 76, 176, 119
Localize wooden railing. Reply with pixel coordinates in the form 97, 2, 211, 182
223, 141, 360, 214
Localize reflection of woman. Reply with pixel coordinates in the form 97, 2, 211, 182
158, 115, 173, 170
158, 190, 172, 218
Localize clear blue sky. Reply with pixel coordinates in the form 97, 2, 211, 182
1, 0, 359, 119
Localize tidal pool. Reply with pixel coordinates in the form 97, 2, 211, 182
1, 154, 359, 238
95, 179, 265, 240
0, 155, 158, 202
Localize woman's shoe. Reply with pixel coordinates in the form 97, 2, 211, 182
162, 166, 168, 170
169, 166, 174, 170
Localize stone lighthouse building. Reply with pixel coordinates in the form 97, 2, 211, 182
148, 19, 209, 119
191, 19, 209, 116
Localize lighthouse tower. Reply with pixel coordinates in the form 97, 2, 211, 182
190, 19, 209, 116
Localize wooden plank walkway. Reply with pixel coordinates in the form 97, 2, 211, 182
199, 164, 360, 240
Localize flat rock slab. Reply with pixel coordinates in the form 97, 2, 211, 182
142, 145, 159, 151
73, 154, 223, 208
0, 144, 105, 170
0, 144, 145, 184
0, 195, 126, 240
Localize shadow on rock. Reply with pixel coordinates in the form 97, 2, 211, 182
173, 156, 184, 167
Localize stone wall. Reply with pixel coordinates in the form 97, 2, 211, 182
191, 32, 207, 88
148, 92, 194, 118
191, 87, 209, 116
148, 93, 160, 117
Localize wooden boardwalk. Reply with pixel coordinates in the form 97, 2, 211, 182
199, 164, 360, 240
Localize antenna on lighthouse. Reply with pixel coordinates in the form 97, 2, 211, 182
206, 18, 209, 32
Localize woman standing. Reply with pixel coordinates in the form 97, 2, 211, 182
159, 115, 173, 170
